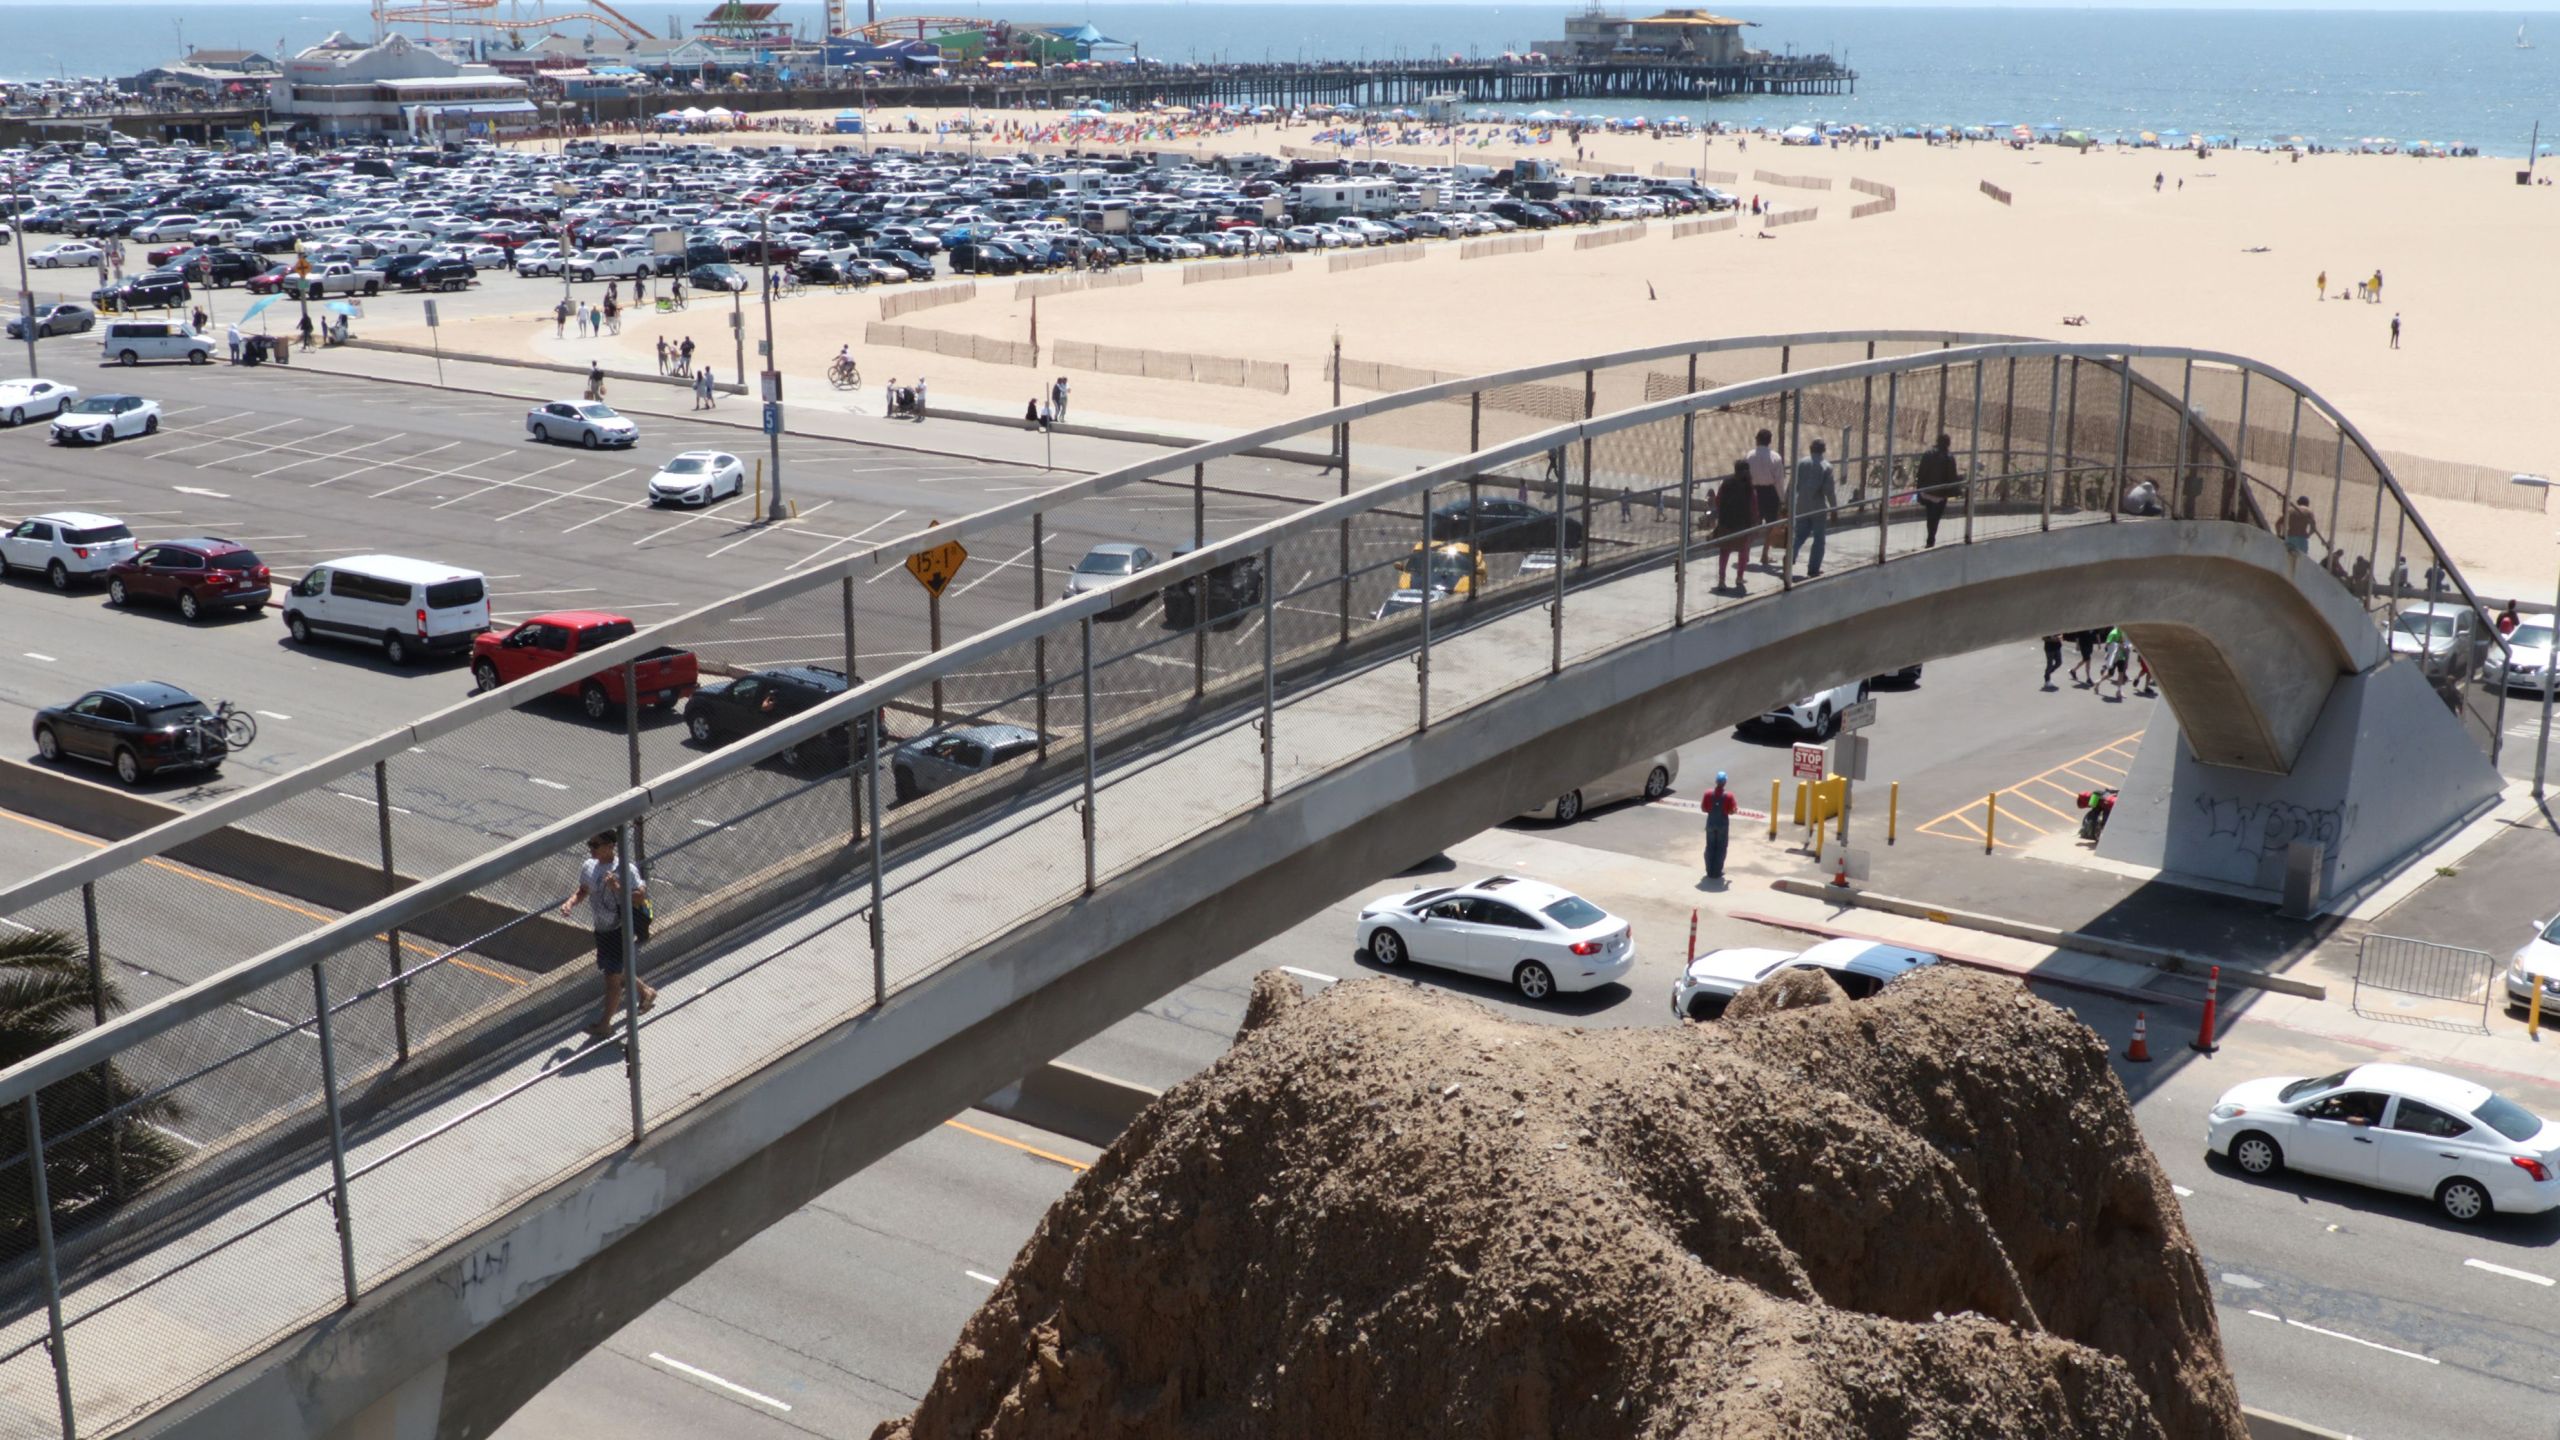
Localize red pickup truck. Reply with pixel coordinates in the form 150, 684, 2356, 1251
470, 611, 699, 719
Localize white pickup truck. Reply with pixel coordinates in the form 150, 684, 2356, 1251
566, 246, 663, 282
282, 261, 385, 298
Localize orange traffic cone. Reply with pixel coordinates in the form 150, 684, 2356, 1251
2125, 1011, 2152, 1063
1830, 851, 1851, 888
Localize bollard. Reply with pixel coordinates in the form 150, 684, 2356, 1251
1888, 780, 1899, 844
1813, 808, 1826, 864
2125, 1011, 2152, 1063
1984, 792, 1997, 853
2190, 964, 2222, 1055
1687, 908, 1698, 964
1768, 779, 1780, 840
2532, 976, 2545, 1040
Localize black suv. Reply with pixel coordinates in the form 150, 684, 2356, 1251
1428, 495, 1584, 553
681, 666, 885, 766
91, 274, 190, 313
392, 255, 476, 291
170, 249, 266, 288
31, 681, 225, 786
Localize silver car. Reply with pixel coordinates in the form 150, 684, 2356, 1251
890, 723, 1041, 804
1519, 751, 1680, 823
1062, 543, 1156, 617
526, 400, 638, 450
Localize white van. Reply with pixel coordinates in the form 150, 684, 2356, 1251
99, 320, 214, 366
282, 555, 492, 666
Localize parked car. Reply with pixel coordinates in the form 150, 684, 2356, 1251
890, 723, 1041, 803
90, 273, 189, 313
2483, 621, 2555, 695
470, 611, 698, 719
0, 509, 133, 589
50, 393, 160, 444
0, 377, 80, 425
243, 264, 293, 294
281, 262, 383, 299
1356, 874, 1634, 1000
1520, 751, 1679, 823
31, 682, 226, 786
100, 318, 214, 366
686, 262, 748, 293
5, 303, 96, 340
1672, 939, 1938, 1020
1160, 545, 1262, 630
1062, 542, 1157, 617
104, 537, 273, 621
28, 241, 103, 269
2207, 1062, 2560, 1222
683, 665, 884, 766
2389, 600, 2488, 679
2505, 915, 2560, 1013
1757, 678, 1871, 739
282, 555, 490, 666
1429, 496, 1584, 554
526, 400, 637, 449
392, 255, 476, 291
647, 450, 745, 506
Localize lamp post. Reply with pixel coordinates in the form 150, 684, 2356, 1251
2509, 473, 2559, 800
757, 206, 785, 521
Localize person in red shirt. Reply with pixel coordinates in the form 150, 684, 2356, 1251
1703, 770, 1738, 881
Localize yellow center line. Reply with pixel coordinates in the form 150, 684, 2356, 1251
943, 1118, 1092, 1171
0, 808, 528, 988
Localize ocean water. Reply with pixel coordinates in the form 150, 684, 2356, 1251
3, 4, 2554, 154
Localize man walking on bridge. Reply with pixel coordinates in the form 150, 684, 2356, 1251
1788, 438, 1837, 579
564, 830, 655, 1042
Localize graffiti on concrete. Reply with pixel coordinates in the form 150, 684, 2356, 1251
2193, 795, 2352, 859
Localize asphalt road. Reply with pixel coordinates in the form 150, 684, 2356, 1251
499, 644, 2560, 1440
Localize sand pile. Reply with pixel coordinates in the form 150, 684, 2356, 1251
875, 966, 2242, 1440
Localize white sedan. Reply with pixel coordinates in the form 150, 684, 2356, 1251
1672, 938, 1937, 1020
0, 378, 79, 426
2485, 622, 2557, 696
30, 241, 103, 269
50, 394, 161, 445
2208, 1062, 2560, 1222
647, 450, 745, 507
2508, 916, 2560, 1012
525, 400, 637, 449
1355, 874, 1633, 1000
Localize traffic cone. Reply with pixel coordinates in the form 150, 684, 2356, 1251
2124, 1011, 2151, 1063
1830, 851, 1851, 888
2189, 965, 2221, 1055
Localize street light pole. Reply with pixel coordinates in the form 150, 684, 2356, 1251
2510, 474, 2558, 800
758, 207, 784, 521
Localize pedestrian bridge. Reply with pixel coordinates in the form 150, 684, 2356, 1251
0, 337, 2509, 1440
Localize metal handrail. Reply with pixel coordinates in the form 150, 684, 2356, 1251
0, 339, 2465, 1115
0, 329, 2021, 917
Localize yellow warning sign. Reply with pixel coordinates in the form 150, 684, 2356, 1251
905, 539, 968, 597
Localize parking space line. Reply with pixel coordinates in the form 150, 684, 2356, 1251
705, 500, 833, 558
560, 496, 653, 534
782, 508, 907, 572
495, 469, 632, 522
429, 458, 576, 510
153, 415, 293, 459
633, 498, 741, 547
947, 540, 1036, 597
314, 439, 456, 488
372, 451, 514, 499
1916, 731, 2142, 849
203, 423, 350, 469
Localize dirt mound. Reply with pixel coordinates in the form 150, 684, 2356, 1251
876, 966, 2242, 1440
1722, 963, 1848, 1020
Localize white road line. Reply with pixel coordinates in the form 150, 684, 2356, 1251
315, 439, 456, 487
560, 496, 653, 534
492, 587, 598, 598
1279, 966, 1338, 985
706, 500, 833, 558
2465, 1258, 2556, 1286
644, 1353, 792, 1413
23, 652, 56, 662
2172, 1185, 2194, 1198
372, 450, 513, 498
948, 540, 1037, 598
332, 790, 411, 816
496, 469, 632, 522
965, 1270, 1001, 1286
155, 415, 299, 459
204, 422, 348, 469
632, 498, 740, 546
254, 710, 292, 720
785, 508, 908, 572
2244, 1310, 2439, 1364
529, 778, 570, 791
258, 432, 403, 479
429, 457, 576, 509
170, 486, 230, 499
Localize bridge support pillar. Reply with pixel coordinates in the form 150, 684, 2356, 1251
2098, 659, 2501, 910
319, 1357, 444, 1440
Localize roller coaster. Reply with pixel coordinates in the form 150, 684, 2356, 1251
369, 0, 657, 44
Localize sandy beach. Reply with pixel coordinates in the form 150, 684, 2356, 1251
419, 109, 2560, 600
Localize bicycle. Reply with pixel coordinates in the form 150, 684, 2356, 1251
829, 356, 862, 389
200, 699, 256, 752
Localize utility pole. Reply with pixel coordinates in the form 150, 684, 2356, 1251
759, 207, 785, 521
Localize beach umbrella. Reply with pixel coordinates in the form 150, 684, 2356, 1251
325, 301, 359, 316
237, 296, 275, 324
2138, 131, 2157, 144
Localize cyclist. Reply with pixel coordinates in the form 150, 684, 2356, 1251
831, 345, 859, 386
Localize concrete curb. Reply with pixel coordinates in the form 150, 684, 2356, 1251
1768, 878, 2328, 1000
978, 1060, 1160, 1149
1731, 908, 2181, 1008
